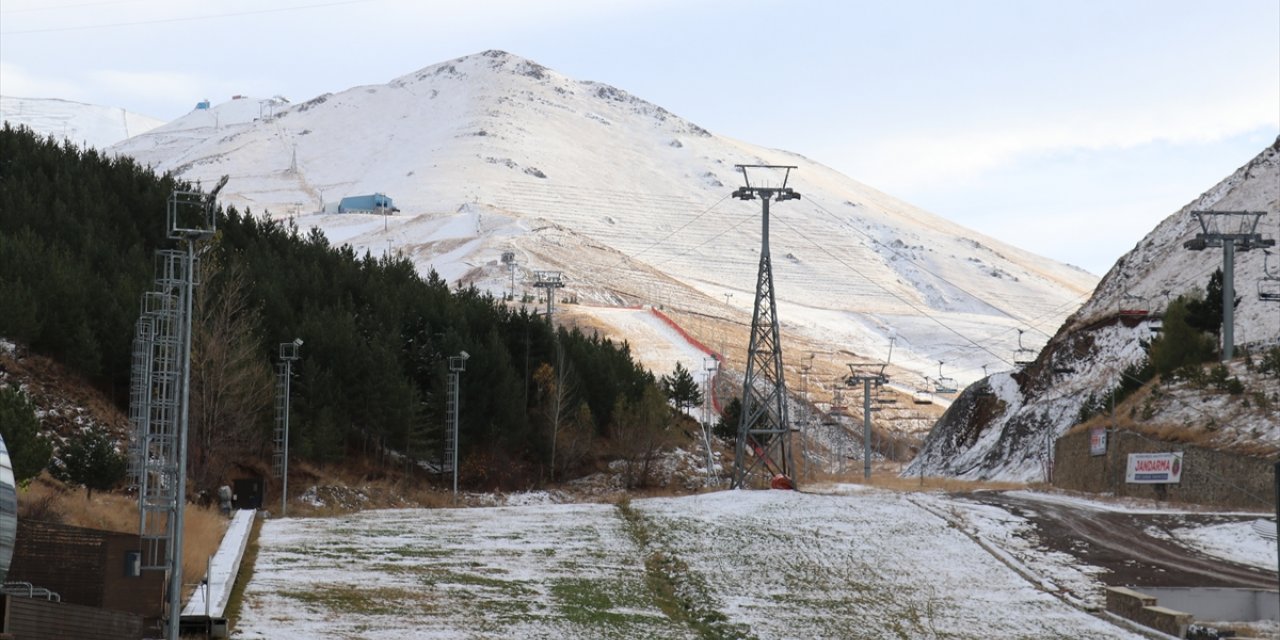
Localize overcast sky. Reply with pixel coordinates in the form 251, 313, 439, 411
2, 0, 1277, 275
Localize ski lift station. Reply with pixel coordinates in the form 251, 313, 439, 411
337, 193, 398, 214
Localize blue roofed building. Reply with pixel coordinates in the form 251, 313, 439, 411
337, 193, 398, 214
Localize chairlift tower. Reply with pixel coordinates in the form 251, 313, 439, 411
501, 251, 518, 300
1182, 210, 1275, 360
846, 364, 888, 480
533, 271, 565, 318
731, 165, 801, 489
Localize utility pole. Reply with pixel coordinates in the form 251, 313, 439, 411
1183, 210, 1274, 360
846, 364, 888, 480
731, 165, 801, 489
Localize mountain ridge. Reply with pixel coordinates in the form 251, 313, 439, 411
105, 49, 1096, 406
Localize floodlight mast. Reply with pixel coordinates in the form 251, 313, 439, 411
731, 164, 801, 490
163, 176, 223, 640
448, 352, 469, 502
1182, 210, 1275, 360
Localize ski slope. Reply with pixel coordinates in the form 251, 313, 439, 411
235, 488, 1168, 639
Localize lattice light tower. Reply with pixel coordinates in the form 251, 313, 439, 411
533, 271, 565, 318
731, 165, 801, 489
1183, 210, 1275, 360
447, 351, 470, 502
133, 175, 224, 640
274, 339, 302, 517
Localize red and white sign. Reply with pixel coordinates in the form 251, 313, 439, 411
1089, 427, 1107, 456
1126, 452, 1183, 484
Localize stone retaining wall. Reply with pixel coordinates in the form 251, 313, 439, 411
1054, 428, 1276, 509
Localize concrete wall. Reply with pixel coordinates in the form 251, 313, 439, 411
1105, 587, 1192, 638
1054, 428, 1277, 509
1141, 587, 1279, 623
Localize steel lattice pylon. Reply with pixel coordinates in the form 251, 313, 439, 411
731, 165, 801, 489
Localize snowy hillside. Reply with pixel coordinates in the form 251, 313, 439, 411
1, 96, 164, 149
910, 137, 1280, 481
107, 50, 1096, 405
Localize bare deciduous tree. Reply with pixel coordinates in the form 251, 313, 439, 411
189, 258, 274, 491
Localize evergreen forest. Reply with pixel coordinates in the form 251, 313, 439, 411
0, 124, 662, 488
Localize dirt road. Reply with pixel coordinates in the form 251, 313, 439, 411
960, 491, 1277, 589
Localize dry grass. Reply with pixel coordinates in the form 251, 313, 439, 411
17, 473, 227, 597
807, 467, 1030, 494
281, 457, 462, 516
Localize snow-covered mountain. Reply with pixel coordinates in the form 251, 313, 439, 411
910, 137, 1280, 481
1, 96, 165, 149
107, 50, 1096, 401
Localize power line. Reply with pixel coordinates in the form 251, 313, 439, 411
1, 0, 376, 34
805, 195, 1072, 340
770, 212, 1015, 366
1, 0, 147, 14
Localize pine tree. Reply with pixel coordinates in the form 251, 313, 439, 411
661, 362, 703, 416
1185, 269, 1239, 337
53, 429, 126, 498
713, 397, 742, 442
0, 385, 52, 485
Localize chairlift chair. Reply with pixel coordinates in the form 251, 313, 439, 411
912, 376, 934, 404
1260, 250, 1280, 302
933, 361, 958, 394
1118, 292, 1149, 318
1014, 329, 1036, 366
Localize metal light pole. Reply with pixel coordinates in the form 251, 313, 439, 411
447, 351, 470, 501
276, 339, 301, 517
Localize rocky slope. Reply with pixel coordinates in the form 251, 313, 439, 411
909, 137, 1280, 481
